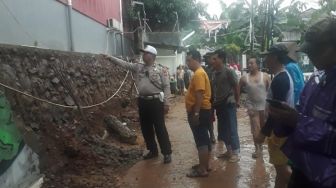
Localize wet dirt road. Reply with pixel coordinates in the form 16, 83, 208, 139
120, 97, 275, 188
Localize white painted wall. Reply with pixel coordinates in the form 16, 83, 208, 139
0, 0, 129, 56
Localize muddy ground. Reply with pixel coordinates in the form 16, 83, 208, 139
40, 99, 144, 188
119, 96, 275, 188
39, 95, 275, 188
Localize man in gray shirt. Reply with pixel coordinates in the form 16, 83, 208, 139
106, 45, 172, 164
210, 49, 240, 163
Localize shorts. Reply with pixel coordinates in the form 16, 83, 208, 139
268, 132, 288, 165
188, 109, 212, 151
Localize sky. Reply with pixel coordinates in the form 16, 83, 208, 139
197, 0, 321, 18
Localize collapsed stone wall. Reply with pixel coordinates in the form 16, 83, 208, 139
0, 44, 135, 132
0, 44, 142, 187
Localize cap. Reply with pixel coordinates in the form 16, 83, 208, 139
260, 44, 289, 56
140, 45, 157, 55
300, 17, 336, 53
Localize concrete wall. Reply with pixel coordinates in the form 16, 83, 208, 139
0, 0, 130, 56
155, 49, 185, 76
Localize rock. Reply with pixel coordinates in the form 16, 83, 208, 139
65, 96, 75, 106
41, 59, 48, 65
23, 57, 29, 64
32, 56, 38, 61
99, 77, 106, 82
68, 68, 75, 75
29, 67, 38, 74
45, 91, 51, 99
31, 77, 42, 84
11, 48, 18, 53
51, 96, 58, 102
48, 70, 55, 77
57, 86, 64, 92
18, 74, 32, 89
51, 77, 60, 84
30, 123, 40, 131
38, 63, 48, 76
75, 72, 81, 77
104, 115, 137, 145
0, 64, 16, 80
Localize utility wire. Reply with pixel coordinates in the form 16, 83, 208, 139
0, 70, 130, 109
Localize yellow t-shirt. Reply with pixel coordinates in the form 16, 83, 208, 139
185, 67, 211, 112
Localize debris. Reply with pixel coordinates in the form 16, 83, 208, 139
64, 96, 75, 106
104, 115, 137, 145
51, 77, 60, 84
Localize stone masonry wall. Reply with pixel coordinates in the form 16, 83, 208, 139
0, 44, 136, 146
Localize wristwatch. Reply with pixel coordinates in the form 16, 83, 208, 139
194, 112, 199, 116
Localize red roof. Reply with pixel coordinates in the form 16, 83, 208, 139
200, 20, 229, 32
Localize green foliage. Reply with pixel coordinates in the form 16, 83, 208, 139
225, 43, 241, 55
310, 0, 336, 24
186, 0, 332, 65
131, 0, 208, 31
319, 0, 336, 15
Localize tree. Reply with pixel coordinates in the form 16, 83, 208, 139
319, 0, 336, 15
131, 0, 208, 31
310, 0, 336, 24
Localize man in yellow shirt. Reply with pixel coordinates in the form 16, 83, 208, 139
185, 50, 212, 178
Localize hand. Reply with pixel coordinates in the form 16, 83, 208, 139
191, 114, 200, 126
236, 102, 241, 108
255, 132, 266, 144
164, 105, 169, 114
268, 103, 298, 127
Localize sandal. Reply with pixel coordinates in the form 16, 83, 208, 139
191, 164, 212, 172
186, 168, 209, 178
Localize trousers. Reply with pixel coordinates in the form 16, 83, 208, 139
138, 98, 172, 155
215, 103, 240, 153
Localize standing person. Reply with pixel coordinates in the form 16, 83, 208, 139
184, 66, 192, 89
239, 56, 271, 158
210, 49, 240, 162
170, 75, 178, 95
185, 49, 212, 178
283, 43, 305, 105
176, 65, 185, 95
105, 45, 172, 164
203, 53, 216, 144
268, 17, 336, 188
257, 44, 295, 188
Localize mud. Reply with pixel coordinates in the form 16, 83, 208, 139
120, 97, 275, 188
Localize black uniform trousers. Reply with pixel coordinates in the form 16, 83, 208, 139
138, 98, 172, 155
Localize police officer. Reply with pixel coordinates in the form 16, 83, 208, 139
105, 45, 172, 164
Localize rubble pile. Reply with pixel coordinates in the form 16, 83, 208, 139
0, 44, 143, 187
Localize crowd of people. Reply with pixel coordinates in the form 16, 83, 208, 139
106, 17, 336, 188
184, 17, 336, 188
